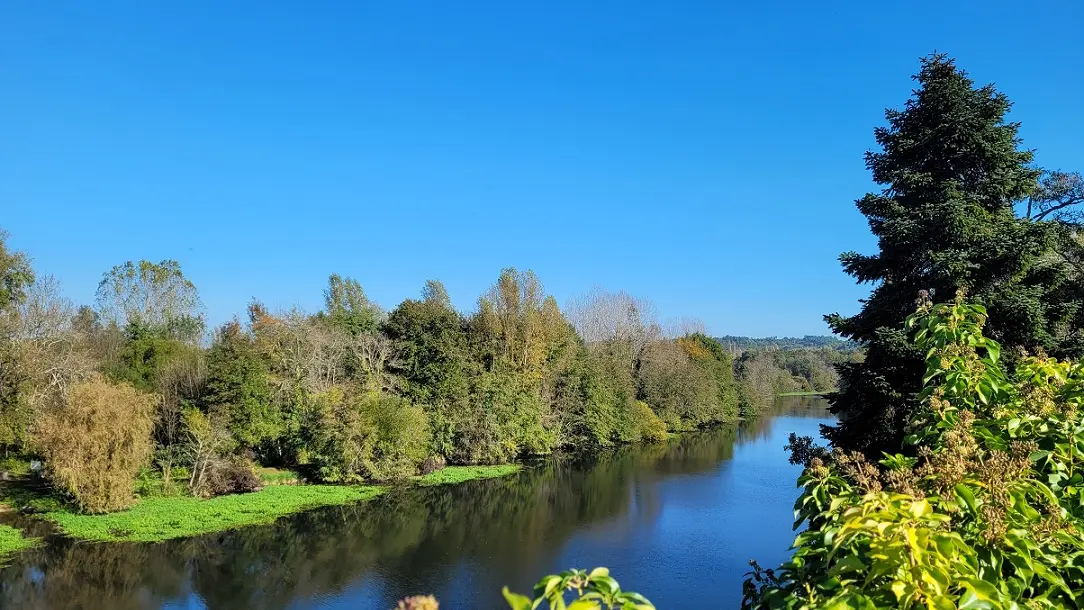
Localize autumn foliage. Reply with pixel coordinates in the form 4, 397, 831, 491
34, 377, 156, 513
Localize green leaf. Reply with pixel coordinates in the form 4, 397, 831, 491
502, 587, 533, 610
541, 576, 563, 598
827, 554, 866, 576
958, 581, 1000, 610
589, 575, 619, 597
567, 600, 601, 610
955, 483, 978, 513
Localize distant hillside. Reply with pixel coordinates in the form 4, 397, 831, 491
714, 335, 858, 352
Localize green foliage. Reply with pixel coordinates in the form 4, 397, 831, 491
0, 524, 37, 564
94, 259, 204, 342
383, 295, 473, 457
503, 567, 655, 610
745, 299, 1084, 609
204, 320, 280, 458
824, 54, 1084, 457
461, 370, 555, 463
33, 378, 157, 513
626, 400, 668, 444
105, 322, 190, 392
304, 389, 430, 482
0, 232, 35, 455
319, 273, 382, 335
46, 484, 386, 542
716, 335, 858, 352
1, 225, 755, 524
735, 351, 804, 416
412, 464, 520, 486
0, 230, 33, 315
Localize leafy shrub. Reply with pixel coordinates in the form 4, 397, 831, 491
33, 377, 156, 513
503, 567, 655, 610
203, 456, 262, 497
135, 466, 189, 498
306, 389, 430, 482
744, 297, 1084, 609
391, 568, 654, 610
627, 401, 668, 444
638, 340, 719, 431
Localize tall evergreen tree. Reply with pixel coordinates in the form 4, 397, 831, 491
825, 54, 1082, 455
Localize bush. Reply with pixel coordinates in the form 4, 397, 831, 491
203, 456, 261, 497
744, 299, 1084, 609
629, 401, 668, 443
306, 390, 431, 482
33, 377, 156, 513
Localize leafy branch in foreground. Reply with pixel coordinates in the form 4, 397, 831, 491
389, 568, 654, 610
745, 294, 1084, 609
503, 568, 655, 610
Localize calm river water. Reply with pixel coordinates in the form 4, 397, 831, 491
0, 396, 831, 609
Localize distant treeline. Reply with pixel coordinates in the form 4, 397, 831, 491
715, 335, 859, 353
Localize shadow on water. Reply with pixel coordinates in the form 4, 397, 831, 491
0, 396, 833, 610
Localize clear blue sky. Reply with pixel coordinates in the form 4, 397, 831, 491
2, 1, 1081, 337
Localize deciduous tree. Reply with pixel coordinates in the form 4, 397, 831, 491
95, 260, 204, 342
34, 377, 156, 513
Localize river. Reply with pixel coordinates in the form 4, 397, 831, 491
0, 396, 831, 609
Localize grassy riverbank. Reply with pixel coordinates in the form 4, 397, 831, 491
413, 464, 520, 486
48, 484, 387, 542
0, 524, 37, 560
0, 465, 523, 544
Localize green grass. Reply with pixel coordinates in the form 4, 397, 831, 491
257, 467, 301, 485
0, 462, 523, 544
0, 524, 37, 561
46, 484, 386, 542
412, 464, 521, 486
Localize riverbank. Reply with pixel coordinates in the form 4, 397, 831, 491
0, 464, 522, 545
0, 524, 37, 560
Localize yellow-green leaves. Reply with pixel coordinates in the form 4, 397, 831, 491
744, 300, 1084, 610
503, 568, 655, 610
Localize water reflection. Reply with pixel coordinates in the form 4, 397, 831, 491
0, 396, 831, 610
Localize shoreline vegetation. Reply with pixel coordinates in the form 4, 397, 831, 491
0, 464, 522, 545
0, 524, 37, 560
0, 229, 849, 558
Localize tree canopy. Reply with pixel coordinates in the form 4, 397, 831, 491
824, 54, 1084, 456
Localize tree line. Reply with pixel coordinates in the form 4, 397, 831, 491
0, 246, 765, 512
716, 335, 857, 352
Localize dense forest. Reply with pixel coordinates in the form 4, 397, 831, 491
0, 240, 804, 513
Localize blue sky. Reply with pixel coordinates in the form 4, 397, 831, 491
2, 1, 1081, 337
